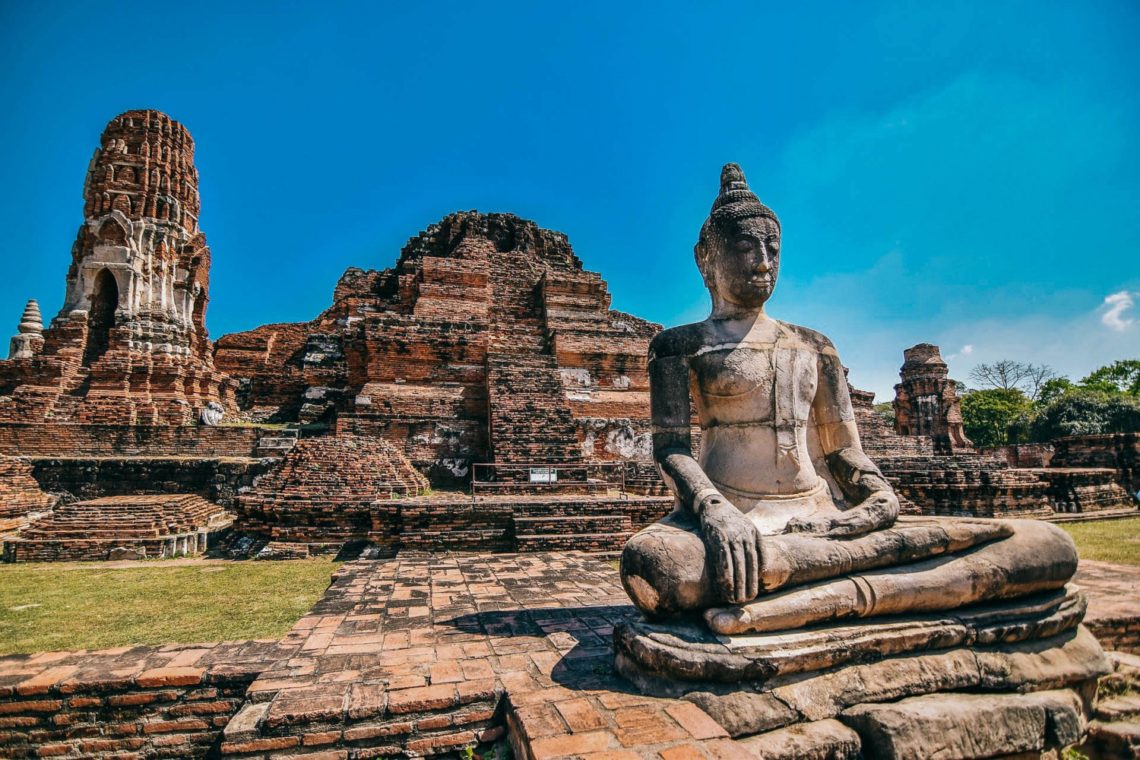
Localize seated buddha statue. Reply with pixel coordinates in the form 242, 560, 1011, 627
619, 163, 1079, 636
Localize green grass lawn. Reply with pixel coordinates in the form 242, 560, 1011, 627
0, 558, 337, 655
1061, 516, 1140, 567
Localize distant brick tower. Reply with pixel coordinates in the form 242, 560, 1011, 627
0, 110, 235, 424
892, 343, 972, 454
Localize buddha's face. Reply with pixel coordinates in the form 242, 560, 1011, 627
708, 216, 780, 309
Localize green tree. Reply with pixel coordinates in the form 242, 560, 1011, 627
1078, 359, 1140, 396
968, 360, 1058, 400
960, 388, 1033, 447
1036, 377, 1073, 405
872, 402, 895, 426
1030, 388, 1140, 440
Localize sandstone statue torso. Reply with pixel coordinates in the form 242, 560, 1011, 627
656, 317, 846, 534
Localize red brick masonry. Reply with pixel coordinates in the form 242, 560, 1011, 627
1, 553, 1137, 759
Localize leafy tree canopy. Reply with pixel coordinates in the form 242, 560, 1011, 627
872, 402, 895, 426
1078, 359, 1140, 397
960, 388, 1033, 448
1030, 389, 1140, 440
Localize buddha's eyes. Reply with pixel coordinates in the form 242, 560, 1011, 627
734, 237, 779, 253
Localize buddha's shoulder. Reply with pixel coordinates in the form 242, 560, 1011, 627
648, 322, 711, 361
777, 321, 840, 356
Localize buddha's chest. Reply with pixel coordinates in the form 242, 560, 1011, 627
691, 345, 818, 423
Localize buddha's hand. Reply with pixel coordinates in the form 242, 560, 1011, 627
786, 491, 899, 538
697, 493, 761, 604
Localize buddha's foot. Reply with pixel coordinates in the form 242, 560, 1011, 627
707, 518, 1075, 635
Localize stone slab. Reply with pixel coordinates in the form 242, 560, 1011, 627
615, 584, 1087, 688
840, 689, 1087, 760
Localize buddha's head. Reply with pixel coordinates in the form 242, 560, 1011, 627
695, 163, 781, 311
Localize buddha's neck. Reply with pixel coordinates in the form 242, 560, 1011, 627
710, 295, 767, 323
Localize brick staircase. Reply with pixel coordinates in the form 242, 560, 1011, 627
4, 494, 232, 561
509, 497, 671, 553
485, 251, 583, 468
623, 461, 669, 496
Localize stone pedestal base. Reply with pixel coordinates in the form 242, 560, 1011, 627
614, 588, 1110, 757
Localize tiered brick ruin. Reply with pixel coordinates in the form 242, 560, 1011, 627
215, 212, 659, 484
236, 434, 428, 556
0, 109, 1133, 567
0, 109, 234, 425
0, 456, 54, 535
854, 350, 1135, 519
893, 343, 972, 453
4, 494, 231, 562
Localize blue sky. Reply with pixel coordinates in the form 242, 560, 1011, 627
1, 1, 1137, 399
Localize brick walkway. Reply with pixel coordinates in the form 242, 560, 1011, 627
227, 552, 739, 758
3, 554, 1139, 758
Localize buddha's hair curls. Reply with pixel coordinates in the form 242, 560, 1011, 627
695, 163, 780, 286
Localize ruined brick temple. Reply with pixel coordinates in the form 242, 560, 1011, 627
215, 211, 660, 484
1, 110, 1139, 760
0, 110, 234, 425
893, 342, 972, 453
0, 109, 1135, 563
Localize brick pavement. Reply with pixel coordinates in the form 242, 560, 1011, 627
3, 554, 1139, 758
226, 552, 746, 758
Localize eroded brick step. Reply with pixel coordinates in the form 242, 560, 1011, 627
513, 515, 629, 535
221, 680, 501, 757
510, 500, 640, 518
399, 530, 513, 552
514, 531, 633, 552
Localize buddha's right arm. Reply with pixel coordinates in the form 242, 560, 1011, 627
649, 352, 718, 517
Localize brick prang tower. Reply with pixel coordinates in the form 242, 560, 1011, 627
892, 343, 972, 454
0, 109, 235, 424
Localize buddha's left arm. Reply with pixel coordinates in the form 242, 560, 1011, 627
807, 349, 900, 536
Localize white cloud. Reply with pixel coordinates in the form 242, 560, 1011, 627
1101, 291, 1137, 332
947, 344, 974, 361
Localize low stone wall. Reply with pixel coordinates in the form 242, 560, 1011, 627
1052, 432, 1139, 497
27, 457, 272, 509
0, 423, 269, 459
878, 455, 1054, 518
1086, 618, 1140, 655
236, 493, 674, 555
983, 443, 1055, 468
0, 640, 295, 759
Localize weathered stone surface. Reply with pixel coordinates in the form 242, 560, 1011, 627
684, 689, 799, 737
1080, 720, 1140, 760
735, 718, 861, 759
0, 110, 235, 425
840, 689, 1086, 760
617, 585, 1087, 688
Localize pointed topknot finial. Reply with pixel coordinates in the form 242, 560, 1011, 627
18, 299, 43, 335
707, 162, 778, 228
720, 163, 748, 193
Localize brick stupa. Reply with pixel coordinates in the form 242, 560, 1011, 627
0, 110, 235, 424
215, 212, 661, 484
